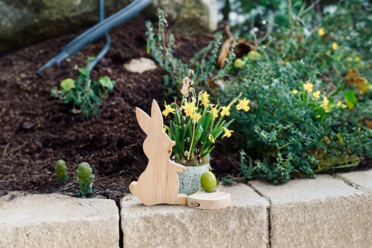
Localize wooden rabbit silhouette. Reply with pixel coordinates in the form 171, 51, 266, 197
129, 100, 188, 206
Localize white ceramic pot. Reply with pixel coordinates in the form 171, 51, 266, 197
178, 163, 210, 195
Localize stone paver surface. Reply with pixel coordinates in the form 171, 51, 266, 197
0, 192, 119, 248
338, 169, 372, 193
251, 175, 372, 248
121, 184, 269, 248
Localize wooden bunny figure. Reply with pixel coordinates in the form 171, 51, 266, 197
129, 100, 188, 206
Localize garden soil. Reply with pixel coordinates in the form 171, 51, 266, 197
0, 18, 239, 203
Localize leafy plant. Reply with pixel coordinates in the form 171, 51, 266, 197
150, 2, 372, 184
55, 160, 69, 183
162, 70, 248, 166
51, 67, 115, 118
146, 9, 235, 96
77, 162, 95, 197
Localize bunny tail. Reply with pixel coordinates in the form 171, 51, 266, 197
129, 182, 138, 196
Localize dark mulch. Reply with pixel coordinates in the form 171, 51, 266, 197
0, 18, 219, 202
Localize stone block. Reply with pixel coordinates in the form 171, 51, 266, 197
120, 184, 269, 248
0, 192, 119, 248
250, 175, 372, 248
338, 169, 372, 193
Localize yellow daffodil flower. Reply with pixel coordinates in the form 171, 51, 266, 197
355, 57, 361, 62
211, 105, 219, 120
191, 112, 202, 121
162, 103, 175, 117
313, 90, 320, 99
318, 28, 325, 36
332, 42, 338, 50
320, 97, 330, 113
336, 101, 342, 107
208, 134, 215, 143
220, 106, 231, 116
292, 90, 298, 95
183, 101, 198, 116
222, 128, 233, 138
342, 104, 347, 108
304, 82, 313, 93
200, 91, 210, 107
163, 125, 170, 133
316, 115, 321, 118
236, 98, 250, 112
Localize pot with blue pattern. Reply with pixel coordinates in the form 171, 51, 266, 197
178, 163, 210, 195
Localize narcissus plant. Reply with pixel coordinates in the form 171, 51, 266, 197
162, 70, 249, 166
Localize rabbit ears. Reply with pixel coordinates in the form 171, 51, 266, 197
136, 100, 164, 135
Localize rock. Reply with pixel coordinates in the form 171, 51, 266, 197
145, 0, 218, 34
338, 169, 372, 193
94, 194, 108, 199
123, 58, 157, 74
0, 193, 119, 248
0, 0, 217, 54
250, 175, 372, 248
120, 184, 269, 248
0, 0, 129, 54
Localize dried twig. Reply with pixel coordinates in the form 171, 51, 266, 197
0, 143, 10, 163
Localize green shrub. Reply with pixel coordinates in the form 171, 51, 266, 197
149, 2, 372, 184
51, 67, 115, 118
224, 60, 372, 183
221, 0, 372, 183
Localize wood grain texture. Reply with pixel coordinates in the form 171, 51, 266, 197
187, 190, 231, 210
129, 100, 187, 206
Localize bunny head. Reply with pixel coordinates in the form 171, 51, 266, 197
136, 100, 175, 159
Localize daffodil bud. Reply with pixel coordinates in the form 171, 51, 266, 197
184, 151, 189, 157
189, 69, 194, 78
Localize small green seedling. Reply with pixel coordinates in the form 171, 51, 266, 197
77, 162, 95, 197
55, 160, 69, 182
50, 65, 116, 118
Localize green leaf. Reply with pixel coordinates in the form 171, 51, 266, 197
60, 78, 75, 92
329, 83, 345, 98
98, 76, 114, 90
344, 90, 357, 109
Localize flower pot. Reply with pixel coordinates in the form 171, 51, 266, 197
178, 163, 210, 195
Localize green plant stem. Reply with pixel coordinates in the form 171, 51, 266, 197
188, 121, 196, 160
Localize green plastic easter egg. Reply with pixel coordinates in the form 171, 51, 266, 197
200, 171, 217, 193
